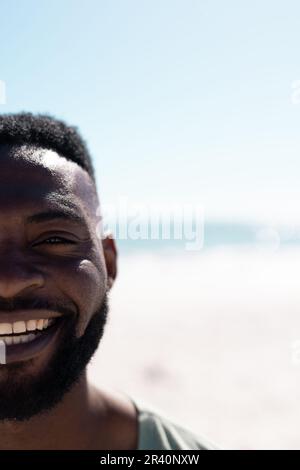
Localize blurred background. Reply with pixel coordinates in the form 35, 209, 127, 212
1, 0, 300, 449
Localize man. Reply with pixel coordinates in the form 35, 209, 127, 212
0, 112, 214, 450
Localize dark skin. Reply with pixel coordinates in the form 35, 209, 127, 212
0, 144, 138, 450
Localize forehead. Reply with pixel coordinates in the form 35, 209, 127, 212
0, 145, 98, 218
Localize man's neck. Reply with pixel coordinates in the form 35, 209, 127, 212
0, 372, 138, 450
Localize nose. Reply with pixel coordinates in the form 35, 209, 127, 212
0, 252, 45, 299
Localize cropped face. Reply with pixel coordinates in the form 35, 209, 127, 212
0, 144, 116, 420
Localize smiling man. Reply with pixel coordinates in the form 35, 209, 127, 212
0, 113, 214, 450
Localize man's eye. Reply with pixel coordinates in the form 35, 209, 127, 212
39, 237, 76, 245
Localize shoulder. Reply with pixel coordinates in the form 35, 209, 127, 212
130, 396, 217, 450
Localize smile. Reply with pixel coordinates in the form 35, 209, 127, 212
0, 314, 66, 364
0, 318, 58, 345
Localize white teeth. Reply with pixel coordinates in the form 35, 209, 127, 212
1, 333, 38, 345
0, 323, 13, 335
15, 333, 36, 344
27, 320, 37, 331
37, 319, 44, 331
13, 321, 26, 334
0, 317, 57, 344
26, 333, 36, 342
2, 336, 12, 345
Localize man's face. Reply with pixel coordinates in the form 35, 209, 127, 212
0, 144, 115, 420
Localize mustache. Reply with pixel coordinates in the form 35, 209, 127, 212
0, 296, 76, 316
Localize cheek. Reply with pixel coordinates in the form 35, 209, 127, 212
51, 258, 107, 338
73, 259, 107, 337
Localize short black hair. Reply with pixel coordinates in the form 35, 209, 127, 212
0, 112, 96, 183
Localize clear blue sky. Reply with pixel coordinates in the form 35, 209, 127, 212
1, 0, 300, 223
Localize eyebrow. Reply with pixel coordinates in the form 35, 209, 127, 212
26, 206, 88, 227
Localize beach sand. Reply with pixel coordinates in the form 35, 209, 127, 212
88, 247, 300, 449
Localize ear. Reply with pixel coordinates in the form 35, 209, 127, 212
102, 235, 118, 290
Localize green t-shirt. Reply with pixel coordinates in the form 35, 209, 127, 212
129, 396, 217, 450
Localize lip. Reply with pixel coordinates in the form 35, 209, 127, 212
0, 316, 67, 364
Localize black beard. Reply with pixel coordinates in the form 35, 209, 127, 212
0, 294, 109, 421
